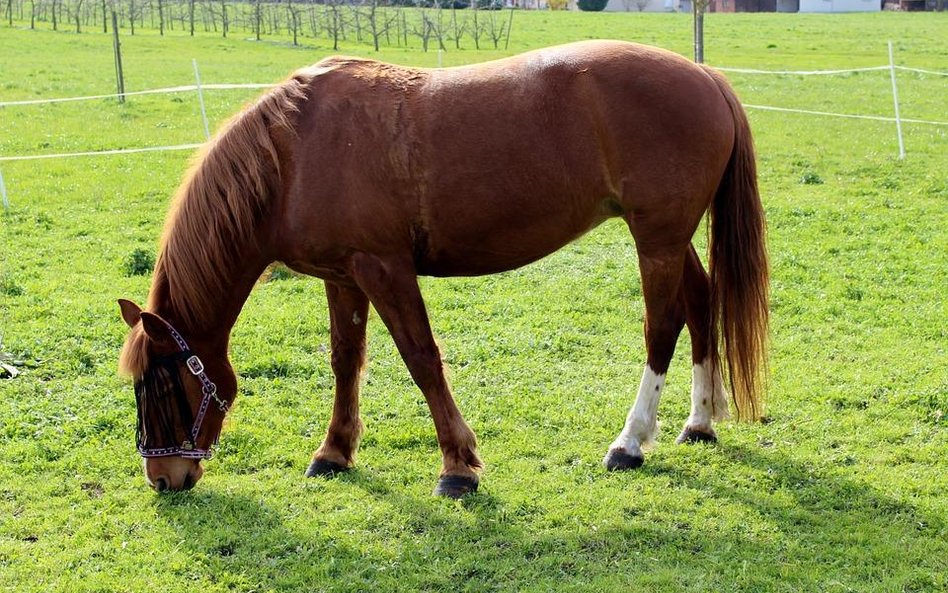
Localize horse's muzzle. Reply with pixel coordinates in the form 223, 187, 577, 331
144, 457, 203, 492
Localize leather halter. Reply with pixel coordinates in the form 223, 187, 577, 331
135, 319, 229, 459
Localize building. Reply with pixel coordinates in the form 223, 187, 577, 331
606, 0, 881, 10
603, 0, 683, 11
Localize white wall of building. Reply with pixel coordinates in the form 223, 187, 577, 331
603, 0, 684, 11
799, 0, 881, 10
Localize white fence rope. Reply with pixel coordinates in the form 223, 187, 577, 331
0, 83, 273, 107
717, 66, 890, 75
743, 104, 948, 127
894, 66, 948, 77
0, 144, 203, 163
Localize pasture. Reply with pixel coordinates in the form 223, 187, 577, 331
1, 11, 947, 593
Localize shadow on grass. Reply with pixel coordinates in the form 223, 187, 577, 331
152, 444, 945, 593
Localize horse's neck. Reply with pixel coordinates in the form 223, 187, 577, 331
150, 250, 269, 344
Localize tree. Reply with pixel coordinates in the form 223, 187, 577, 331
286, 0, 301, 45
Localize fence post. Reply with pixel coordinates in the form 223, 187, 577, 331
887, 40, 905, 160
693, 0, 705, 64
112, 12, 125, 103
0, 168, 8, 211
192, 59, 211, 140
505, 8, 513, 50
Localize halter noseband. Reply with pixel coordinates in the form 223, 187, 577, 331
135, 319, 229, 460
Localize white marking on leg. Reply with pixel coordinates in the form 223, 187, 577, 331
609, 365, 665, 456
352, 311, 362, 325
708, 358, 730, 422
683, 357, 730, 435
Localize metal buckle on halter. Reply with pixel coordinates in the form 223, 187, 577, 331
186, 355, 204, 376
181, 440, 195, 451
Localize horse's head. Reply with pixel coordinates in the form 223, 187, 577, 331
118, 299, 236, 492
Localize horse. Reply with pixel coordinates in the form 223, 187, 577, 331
118, 40, 768, 498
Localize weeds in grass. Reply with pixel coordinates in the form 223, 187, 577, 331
123, 248, 156, 277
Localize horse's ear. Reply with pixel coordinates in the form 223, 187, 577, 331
118, 299, 143, 328
139, 312, 176, 349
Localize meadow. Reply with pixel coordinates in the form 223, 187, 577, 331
1, 11, 947, 593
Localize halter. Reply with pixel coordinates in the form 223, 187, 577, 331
134, 319, 229, 459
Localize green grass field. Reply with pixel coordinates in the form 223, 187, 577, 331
1, 11, 947, 593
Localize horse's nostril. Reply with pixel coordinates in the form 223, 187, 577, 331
155, 477, 170, 492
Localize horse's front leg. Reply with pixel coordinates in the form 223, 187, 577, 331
306, 281, 370, 477
348, 252, 482, 498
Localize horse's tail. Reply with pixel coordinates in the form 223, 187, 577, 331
702, 66, 769, 421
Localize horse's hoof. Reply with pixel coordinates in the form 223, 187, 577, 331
305, 458, 349, 478
433, 475, 479, 498
604, 447, 644, 471
675, 428, 717, 445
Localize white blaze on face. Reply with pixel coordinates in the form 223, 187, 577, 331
609, 365, 664, 456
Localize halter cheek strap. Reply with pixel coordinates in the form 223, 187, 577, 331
138, 319, 229, 460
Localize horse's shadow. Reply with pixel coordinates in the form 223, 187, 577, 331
153, 443, 944, 591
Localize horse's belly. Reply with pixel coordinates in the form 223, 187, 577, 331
416, 203, 616, 277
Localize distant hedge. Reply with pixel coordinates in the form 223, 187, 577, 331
577, 0, 609, 10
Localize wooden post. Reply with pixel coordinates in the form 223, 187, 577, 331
693, 0, 704, 64
112, 11, 125, 103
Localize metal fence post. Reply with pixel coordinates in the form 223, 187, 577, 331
888, 40, 906, 160
0, 168, 8, 211
193, 59, 211, 141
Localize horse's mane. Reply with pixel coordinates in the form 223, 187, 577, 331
120, 74, 310, 376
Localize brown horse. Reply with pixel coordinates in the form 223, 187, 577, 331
118, 40, 768, 498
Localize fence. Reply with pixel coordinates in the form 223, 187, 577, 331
1, 45, 947, 209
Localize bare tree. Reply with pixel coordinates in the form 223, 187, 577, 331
220, 0, 227, 37
127, 0, 139, 34
324, 0, 342, 50
470, 2, 484, 50
486, 7, 505, 49
252, 0, 260, 39
361, 0, 394, 52
286, 0, 301, 45
450, 6, 466, 50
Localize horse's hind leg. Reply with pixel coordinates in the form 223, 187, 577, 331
676, 244, 730, 444
306, 282, 370, 477
604, 247, 687, 470
348, 253, 482, 498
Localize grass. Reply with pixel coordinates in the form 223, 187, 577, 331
1, 11, 947, 593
